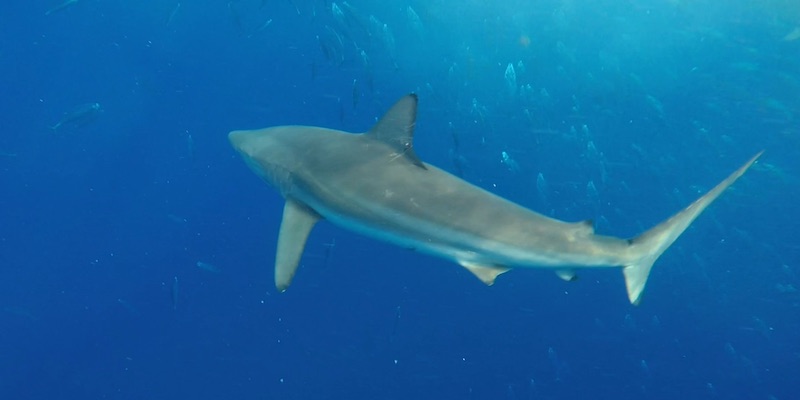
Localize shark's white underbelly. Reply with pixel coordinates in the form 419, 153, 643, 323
299, 194, 599, 269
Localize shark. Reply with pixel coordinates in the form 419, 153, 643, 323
229, 94, 761, 305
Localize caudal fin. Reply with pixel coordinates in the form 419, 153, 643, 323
623, 151, 762, 305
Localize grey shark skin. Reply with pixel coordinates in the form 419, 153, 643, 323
229, 94, 761, 305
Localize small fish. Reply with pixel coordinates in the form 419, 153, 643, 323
406, 6, 424, 39
536, 172, 548, 205
185, 131, 195, 160
117, 298, 138, 314
228, 2, 244, 34
322, 239, 336, 268
318, 26, 345, 65
288, 0, 300, 15
166, 3, 181, 27
50, 102, 102, 131
254, 18, 272, 33
3, 306, 39, 321
45, 0, 78, 16
171, 276, 179, 310
389, 305, 401, 341
783, 26, 800, 41
352, 79, 360, 108
504, 63, 517, 96
449, 122, 465, 177
331, 3, 346, 26
500, 151, 520, 172
196, 261, 220, 273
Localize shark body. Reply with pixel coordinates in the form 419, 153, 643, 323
229, 94, 760, 304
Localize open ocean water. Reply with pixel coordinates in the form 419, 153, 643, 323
1, 1, 798, 399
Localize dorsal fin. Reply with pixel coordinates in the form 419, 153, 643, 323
574, 219, 594, 236
367, 94, 427, 169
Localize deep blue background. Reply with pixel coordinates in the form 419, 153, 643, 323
1, 1, 797, 399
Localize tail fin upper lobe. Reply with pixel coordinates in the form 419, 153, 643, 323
623, 151, 762, 305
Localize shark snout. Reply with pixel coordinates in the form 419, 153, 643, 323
228, 130, 251, 152
228, 128, 276, 183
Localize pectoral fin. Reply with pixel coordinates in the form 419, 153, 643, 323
459, 261, 510, 285
275, 199, 320, 291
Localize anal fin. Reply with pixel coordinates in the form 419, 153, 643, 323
458, 261, 510, 286
555, 269, 579, 282
275, 199, 320, 292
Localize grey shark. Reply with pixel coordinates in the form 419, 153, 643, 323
229, 94, 760, 304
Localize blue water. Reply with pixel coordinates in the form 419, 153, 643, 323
1, 1, 798, 399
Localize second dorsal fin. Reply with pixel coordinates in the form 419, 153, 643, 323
574, 219, 594, 236
367, 94, 426, 169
